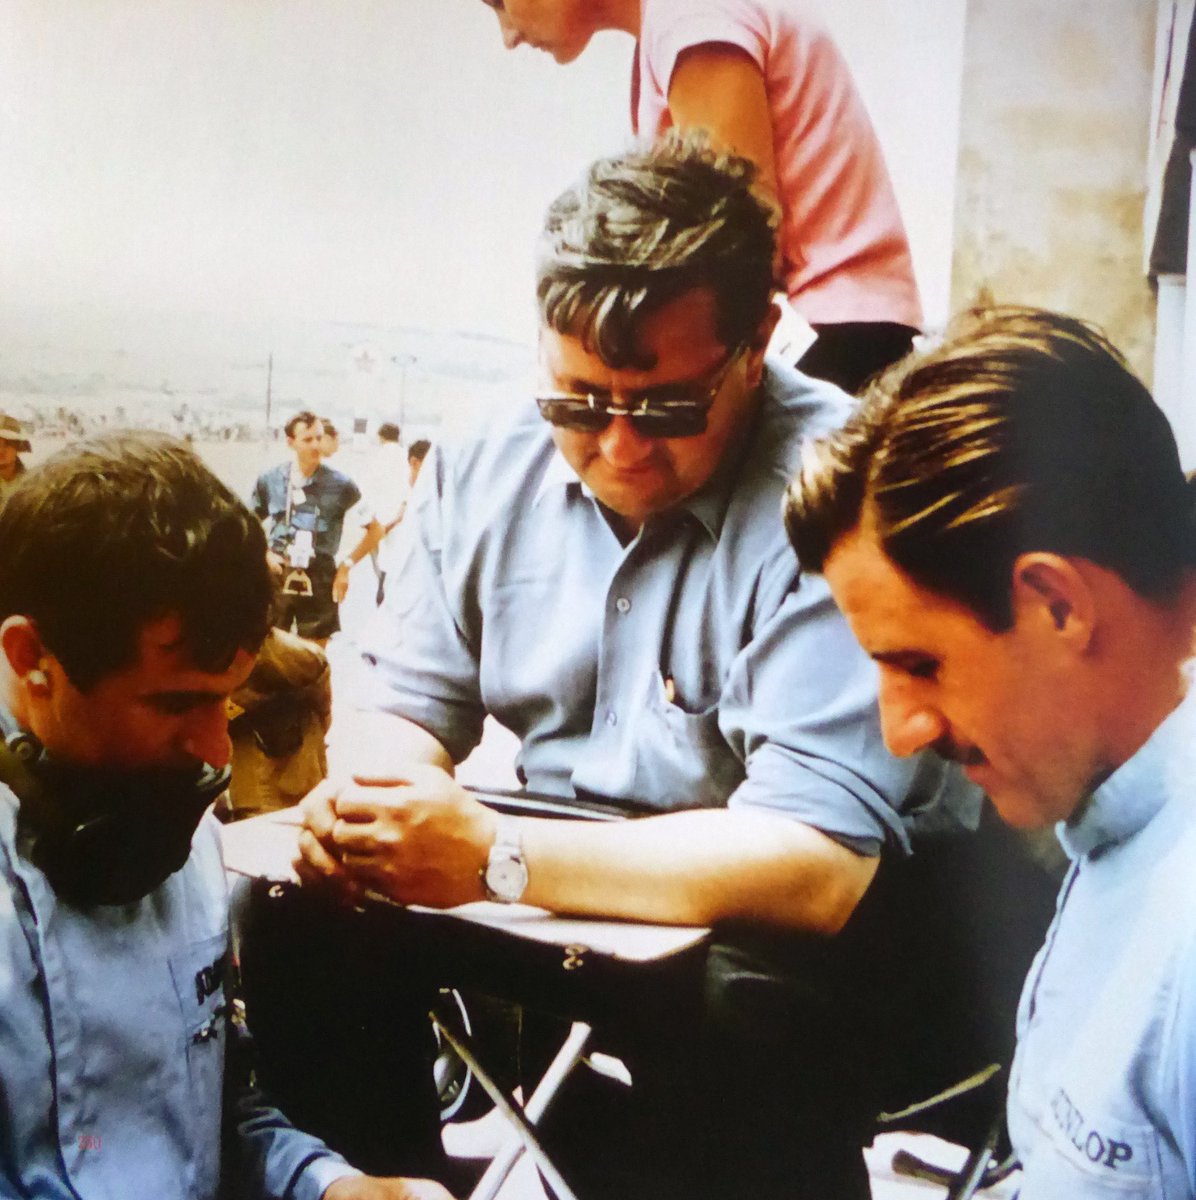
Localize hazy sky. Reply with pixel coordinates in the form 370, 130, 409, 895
2, 1, 964, 350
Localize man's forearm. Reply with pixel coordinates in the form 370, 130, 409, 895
306, 764, 877, 932
517, 808, 878, 933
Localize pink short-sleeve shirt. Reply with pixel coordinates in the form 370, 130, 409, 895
635, 0, 922, 328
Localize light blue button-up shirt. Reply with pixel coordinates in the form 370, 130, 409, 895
0, 790, 357, 1200
1008, 682, 1196, 1197
359, 360, 972, 853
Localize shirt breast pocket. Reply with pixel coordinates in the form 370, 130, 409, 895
168, 931, 229, 1067
166, 930, 228, 1184
631, 670, 742, 809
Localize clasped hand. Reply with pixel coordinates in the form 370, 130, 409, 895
295, 764, 497, 908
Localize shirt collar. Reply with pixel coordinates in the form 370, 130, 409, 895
534, 447, 579, 508
290, 460, 322, 486
1059, 676, 1196, 858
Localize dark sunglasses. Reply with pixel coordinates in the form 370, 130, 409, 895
536, 346, 747, 439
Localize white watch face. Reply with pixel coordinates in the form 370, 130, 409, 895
485, 854, 528, 903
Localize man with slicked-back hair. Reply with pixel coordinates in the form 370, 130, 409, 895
787, 306, 1196, 1199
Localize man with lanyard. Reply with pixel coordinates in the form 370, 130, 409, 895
0, 431, 450, 1199
253, 411, 379, 646
786, 307, 1196, 1198
242, 136, 1055, 1199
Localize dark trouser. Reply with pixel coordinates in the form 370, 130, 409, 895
272, 554, 340, 640
235, 807, 1059, 1199
233, 884, 449, 1180
797, 322, 920, 394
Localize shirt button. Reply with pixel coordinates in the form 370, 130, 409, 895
615, 597, 631, 614
605, 710, 618, 727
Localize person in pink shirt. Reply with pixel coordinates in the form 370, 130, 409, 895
480, 0, 923, 393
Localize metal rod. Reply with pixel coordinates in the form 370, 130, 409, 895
430, 1013, 586, 1200
467, 1021, 593, 1200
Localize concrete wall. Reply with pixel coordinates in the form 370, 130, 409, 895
952, 0, 1157, 377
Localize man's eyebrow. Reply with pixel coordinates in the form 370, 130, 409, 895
144, 689, 226, 707
553, 375, 705, 397
871, 649, 936, 670
552, 375, 609, 395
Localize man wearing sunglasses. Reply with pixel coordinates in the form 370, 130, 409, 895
273, 135, 1047, 1199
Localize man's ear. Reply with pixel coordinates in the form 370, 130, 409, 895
1010, 553, 1096, 651
744, 302, 783, 388
753, 301, 783, 353
0, 616, 51, 693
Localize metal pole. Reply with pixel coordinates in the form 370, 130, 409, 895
467, 1021, 593, 1200
265, 352, 273, 437
429, 1014, 586, 1200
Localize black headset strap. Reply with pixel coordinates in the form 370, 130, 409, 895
0, 704, 23, 743
0, 736, 32, 799
0, 718, 63, 851
0, 708, 43, 796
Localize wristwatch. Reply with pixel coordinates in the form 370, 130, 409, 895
482, 817, 528, 904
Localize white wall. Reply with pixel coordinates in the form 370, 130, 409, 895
824, 0, 967, 329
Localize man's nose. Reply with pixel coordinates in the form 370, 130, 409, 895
598, 414, 655, 466
180, 705, 233, 770
878, 677, 945, 759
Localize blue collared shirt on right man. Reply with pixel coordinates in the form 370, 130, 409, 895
1009, 679, 1196, 1197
